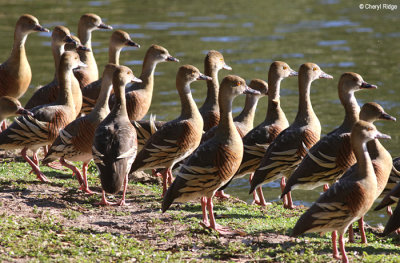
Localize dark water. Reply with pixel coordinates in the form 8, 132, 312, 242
1, 0, 399, 225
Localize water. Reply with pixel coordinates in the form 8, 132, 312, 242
1, 0, 399, 225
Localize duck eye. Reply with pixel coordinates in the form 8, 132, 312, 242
283, 66, 287, 70
313, 67, 318, 71
220, 58, 223, 61
236, 81, 241, 86
367, 127, 373, 131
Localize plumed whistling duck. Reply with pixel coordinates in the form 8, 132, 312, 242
339, 102, 395, 243
0, 51, 84, 182
162, 75, 260, 235
0, 14, 49, 99
92, 65, 141, 206
249, 63, 333, 208
291, 120, 390, 263
129, 65, 210, 196
203, 78, 268, 199
221, 62, 297, 204
74, 13, 112, 88
81, 30, 140, 115
199, 50, 232, 132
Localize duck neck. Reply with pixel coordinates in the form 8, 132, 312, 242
111, 82, 128, 118
339, 90, 360, 131
177, 80, 199, 120
294, 76, 316, 124
366, 139, 388, 161
10, 28, 28, 62
52, 42, 64, 81
234, 94, 260, 130
216, 95, 235, 137
91, 78, 112, 119
138, 54, 157, 93
77, 26, 93, 64
108, 45, 122, 65
353, 139, 377, 188
265, 75, 286, 124
56, 66, 75, 111
202, 65, 220, 111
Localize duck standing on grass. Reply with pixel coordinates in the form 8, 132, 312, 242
42, 64, 124, 194
162, 75, 260, 235
129, 65, 210, 196
249, 63, 333, 209
0, 51, 84, 182
221, 61, 297, 203
92, 65, 141, 206
291, 121, 390, 263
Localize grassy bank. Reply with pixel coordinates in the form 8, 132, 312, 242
1, 158, 400, 262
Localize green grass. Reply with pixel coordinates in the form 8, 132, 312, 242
1, 160, 400, 262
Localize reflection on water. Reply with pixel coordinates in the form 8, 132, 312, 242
0, 0, 399, 226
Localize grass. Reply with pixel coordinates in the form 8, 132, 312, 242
1, 159, 400, 262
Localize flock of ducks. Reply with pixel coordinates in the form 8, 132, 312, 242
0, 14, 399, 263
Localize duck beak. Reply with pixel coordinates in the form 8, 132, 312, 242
375, 131, 391, 140
98, 23, 112, 30
197, 74, 212, 81
319, 71, 333, 79
126, 40, 140, 48
360, 82, 378, 89
64, 35, 77, 45
380, 112, 396, 121
166, 55, 179, 62
243, 85, 261, 95
223, 64, 232, 70
16, 107, 34, 117
132, 76, 142, 83
77, 45, 91, 52
34, 24, 50, 32
289, 69, 298, 77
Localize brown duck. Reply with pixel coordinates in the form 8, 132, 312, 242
92, 65, 140, 205
129, 65, 210, 195
0, 51, 84, 182
249, 63, 333, 209
162, 75, 260, 235
291, 120, 390, 263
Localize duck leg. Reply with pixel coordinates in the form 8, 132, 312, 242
359, 217, 367, 244
167, 168, 174, 185
206, 197, 237, 235
59, 157, 85, 189
152, 169, 163, 178
162, 169, 169, 197
323, 184, 329, 192
281, 177, 296, 209
200, 196, 210, 227
79, 162, 93, 194
96, 190, 116, 206
339, 233, 349, 263
117, 173, 128, 206
250, 173, 269, 206
21, 148, 49, 182
332, 231, 340, 260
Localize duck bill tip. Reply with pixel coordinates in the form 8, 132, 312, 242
223, 64, 232, 71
